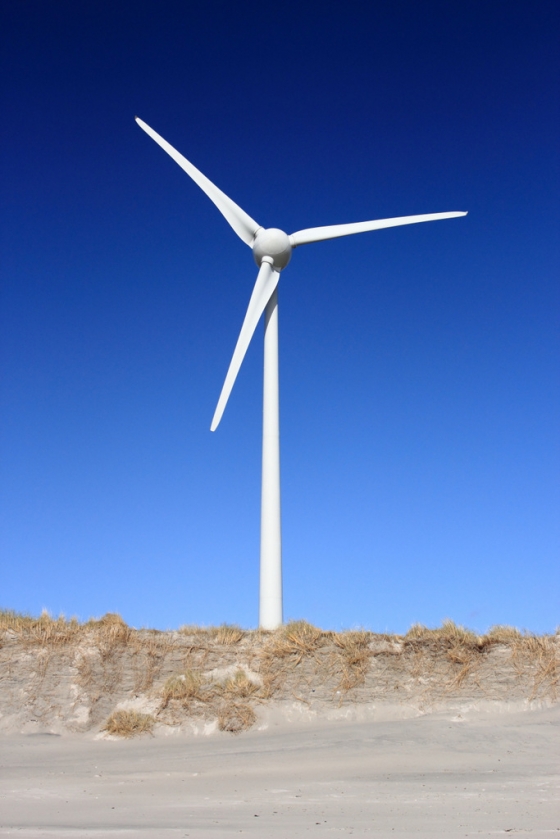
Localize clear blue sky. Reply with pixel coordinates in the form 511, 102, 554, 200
1, 1, 558, 632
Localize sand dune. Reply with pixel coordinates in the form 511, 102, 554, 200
1, 615, 558, 737
1, 614, 558, 836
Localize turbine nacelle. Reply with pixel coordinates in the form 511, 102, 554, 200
252, 227, 292, 271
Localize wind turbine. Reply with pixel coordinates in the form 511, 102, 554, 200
135, 116, 467, 630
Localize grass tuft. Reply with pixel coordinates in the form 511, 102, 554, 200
103, 709, 155, 737
89, 613, 131, 645
213, 624, 245, 645
263, 620, 326, 660
333, 630, 373, 690
405, 620, 480, 647
161, 670, 204, 707
221, 670, 260, 698
484, 625, 523, 645
217, 701, 256, 733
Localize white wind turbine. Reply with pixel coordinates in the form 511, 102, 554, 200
136, 117, 467, 630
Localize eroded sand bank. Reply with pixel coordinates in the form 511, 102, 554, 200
1, 616, 558, 737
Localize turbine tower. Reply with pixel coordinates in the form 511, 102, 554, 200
136, 117, 467, 629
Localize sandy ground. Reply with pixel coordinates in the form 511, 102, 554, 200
1, 704, 558, 838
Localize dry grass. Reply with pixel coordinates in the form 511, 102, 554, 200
258, 621, 328, 698
178, 624, 220, 640
284, 620, 328, 649
158, 667, 261, 733
484, 625, 523, 644
177, 624, 245, 644
400, 621, 560, 698
94, 613, 131, 645
217, 701, 256, 733
506, 634, 559, 701
213, 625, 245, 645
161, 670, 204, 707
262, 621, 326, 660
221, 670, 260, 698
0, 608, 32, 632
0, 609, 131, 647
404, 620, 481, 647
404, 621, 496, 693
332, 631, 373, 691
0, 609, 82, 646
161, 669, 260, 707
103, 709, 155, 737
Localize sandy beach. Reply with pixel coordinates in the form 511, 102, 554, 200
1, 703, 559, 838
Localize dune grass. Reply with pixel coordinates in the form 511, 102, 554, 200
158, 667, 262, 732
161, 670, 205, 707
0, 609, 130, 646
103, 709, 155, 738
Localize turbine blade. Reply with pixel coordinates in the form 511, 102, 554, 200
211, 260, 280, 431
135, 117, 261, 247
289, 211, 467, 247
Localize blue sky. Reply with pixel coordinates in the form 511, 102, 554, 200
1, 1, 558, 632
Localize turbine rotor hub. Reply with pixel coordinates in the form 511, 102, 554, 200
252, 228, 292, 271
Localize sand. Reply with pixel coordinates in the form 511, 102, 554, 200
1, 703, 558, 838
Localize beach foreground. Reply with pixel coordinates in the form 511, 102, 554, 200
1, 703, 558, 838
